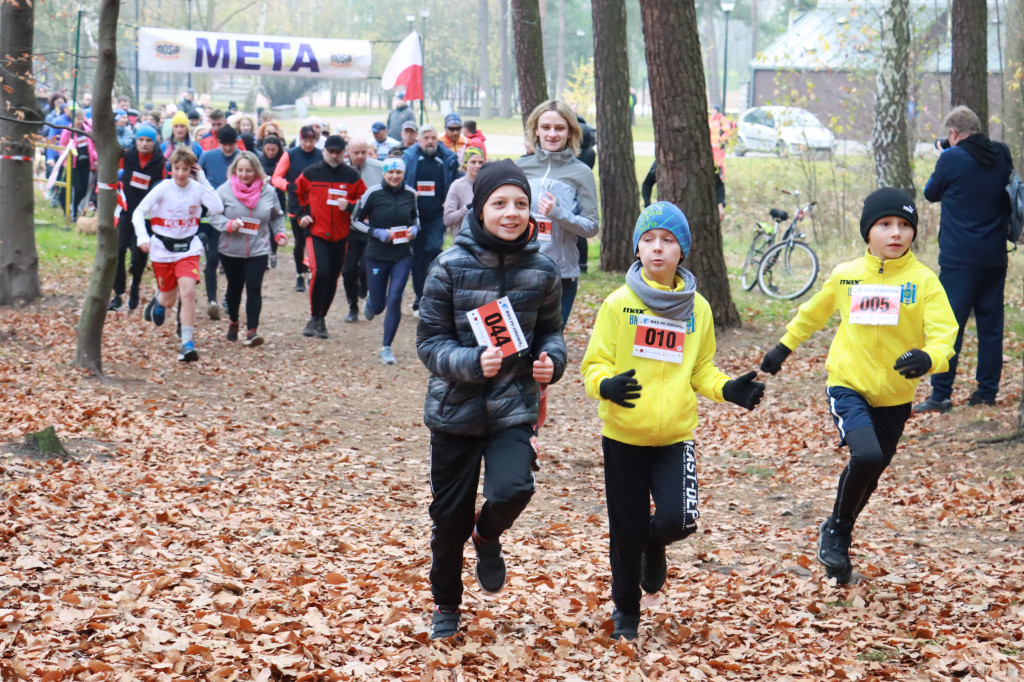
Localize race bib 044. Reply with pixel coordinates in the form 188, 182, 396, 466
849, 285, 902, 325
466, 296, 528, 357
632, 314, 686, 363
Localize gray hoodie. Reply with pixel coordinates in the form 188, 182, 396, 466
515, 147, 599, 279
209, 181, 287, 259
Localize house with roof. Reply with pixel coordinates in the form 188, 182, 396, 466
748, 1, 1008, 141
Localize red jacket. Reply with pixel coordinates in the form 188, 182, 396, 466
295, 161, 366, 241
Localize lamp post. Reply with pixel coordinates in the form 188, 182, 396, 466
419, 6, 430, 124
186, 0, 194, 89
720, 0, 735, 112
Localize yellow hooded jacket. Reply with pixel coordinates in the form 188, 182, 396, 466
780, 249, 957, 407
582, 277, 730, 447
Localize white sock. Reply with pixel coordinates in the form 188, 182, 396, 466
181, 326, 194, 344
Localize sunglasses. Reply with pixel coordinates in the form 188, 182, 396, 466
446, 126, 461, 131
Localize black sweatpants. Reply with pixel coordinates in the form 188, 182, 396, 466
113, 214, 148, 297
221, 253, 269, 330
603, 437, 699, 614
290, 216, 309, 275
307, 235, 346, 318
827, 387, 911, 534
342, 236, 368, 310
198, 222, 219, 303
428, 424, 536, 607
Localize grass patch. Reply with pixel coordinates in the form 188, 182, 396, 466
1001, 647, 1021, 656
825, 599, 855, 607
35, 197, 95, 275
743, 466, 774, 478
726, 449, 753, 459
856, 646, 897, 662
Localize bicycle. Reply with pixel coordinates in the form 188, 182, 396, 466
738, 190, 820, 299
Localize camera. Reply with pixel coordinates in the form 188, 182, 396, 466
936, 137, 951, 150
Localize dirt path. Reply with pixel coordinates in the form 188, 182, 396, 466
1, 262, 1022, 679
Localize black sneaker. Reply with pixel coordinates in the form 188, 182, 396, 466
967, 392, 996, 406
295, 275, 306, 292
473, 539, 506, 594
345, 307, 358, 323
913, 397, 952, 414
640, 541, 667, 594
128, 286, 140, 311
107, 295, 123, 311
817, 517, 852, 577
207, 301, 221, 321
144, 297, 165, 326
430, 606, 461, 640
302, 316, 320, 337
611, 609, 640, 641
316, 317, 329, 339
363, 301, 375, 321
226, 322, 239, 342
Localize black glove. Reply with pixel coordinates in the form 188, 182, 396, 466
893, 349, 931, 379
722, 370, 766, 411
599, 369, 642, 408
760, 343, 792, 375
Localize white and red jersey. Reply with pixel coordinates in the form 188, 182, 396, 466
133, 176, 223, 263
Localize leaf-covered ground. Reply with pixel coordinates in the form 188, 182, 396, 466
1, 263, 1023, 681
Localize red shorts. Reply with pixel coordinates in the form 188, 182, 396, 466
152, 255, 200, 293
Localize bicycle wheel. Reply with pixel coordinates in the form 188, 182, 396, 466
757, 241, 819, 300
740, 230, 772, 291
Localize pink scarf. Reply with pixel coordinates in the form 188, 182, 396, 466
231, 175, 262, 209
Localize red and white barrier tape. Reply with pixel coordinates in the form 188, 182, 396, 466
0, 155, 33, 161
97, 182, 118, 191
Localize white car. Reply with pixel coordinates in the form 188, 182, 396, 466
735, 106, 836, 157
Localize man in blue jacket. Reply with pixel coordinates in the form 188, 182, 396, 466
915, 105, 1013, 413
403, 124, 461, 315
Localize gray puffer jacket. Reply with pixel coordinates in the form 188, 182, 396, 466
515, 148, 599, 279
416, 219, 567, 436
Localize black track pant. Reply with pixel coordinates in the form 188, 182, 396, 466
113, 214, 148, 297
306, 235, 346, 318
603, 437, 699, 614
221, 253, 268, 330
290, 216, 308, 275
342, 236, 368, 310
831, 418, 911, 535
428, 424, 536, 607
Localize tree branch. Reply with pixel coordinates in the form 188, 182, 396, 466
0, 113, 91, 138
213, 1, 262, 31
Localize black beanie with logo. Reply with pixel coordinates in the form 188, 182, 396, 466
860, 187, 918, 242
471, 159, 532, 224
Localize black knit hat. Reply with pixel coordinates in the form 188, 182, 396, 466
860, 187, 918, 242
471, 159, 532, 224
217, 124, 238, 144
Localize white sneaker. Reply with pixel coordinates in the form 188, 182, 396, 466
379, 346, 397, 365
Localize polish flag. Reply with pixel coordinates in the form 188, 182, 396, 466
382, 32, 424, 102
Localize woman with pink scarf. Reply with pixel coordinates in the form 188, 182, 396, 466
210, 151, 287, 346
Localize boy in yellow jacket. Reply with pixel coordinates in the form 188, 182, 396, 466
581, 202, 765, 641
759, 187, 957, 583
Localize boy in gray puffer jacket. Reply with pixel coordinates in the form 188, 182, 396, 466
416, 160, 567, 641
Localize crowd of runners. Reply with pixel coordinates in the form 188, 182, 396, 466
37, 86, 1011, 643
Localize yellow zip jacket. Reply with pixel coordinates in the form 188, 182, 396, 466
780, 248, 957, 407
582, 277, 730, 447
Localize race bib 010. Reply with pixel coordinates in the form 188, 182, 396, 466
849, 285, 901, 326
466, 296, 528, 357
632, 314, 686, 363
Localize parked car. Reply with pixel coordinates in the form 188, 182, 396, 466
735, 106, 836, 157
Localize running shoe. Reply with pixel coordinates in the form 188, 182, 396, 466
295, 275, 306, 292
144, 296, 165, 327
226, 322, 239, 342
430, 607, 461, 640
316, 317, 329, 339
207, 300, 221, 321
363, 301, 375, 321
473, 539, 506, 594
302, 317, 319, 337
379, 346, 396, 365
610, 609, 640, 641
178, 341, 199, 362
243, 329, 263, 347
107, 295, 122, 312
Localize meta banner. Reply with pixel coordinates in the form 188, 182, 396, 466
138, 28, 372, 80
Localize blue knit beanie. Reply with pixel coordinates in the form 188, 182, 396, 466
135, 125, 158, 141
633, 201, 691, 257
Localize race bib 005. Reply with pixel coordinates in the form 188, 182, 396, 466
849, 285, 901, 326
632, 314, 686, 363
466, 296, 528, 357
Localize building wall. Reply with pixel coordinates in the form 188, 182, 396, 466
751, 69, 1006, 142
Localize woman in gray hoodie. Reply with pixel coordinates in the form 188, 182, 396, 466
210, 151, 288, 346
515, 99, 599, 328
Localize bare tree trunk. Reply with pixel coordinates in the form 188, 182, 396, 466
555, 0, 566, 98
951, 0, 989, 130
639, 0, 740, 328
478, 0, 492, 119
0, 0, 42, 306
500, 0, 513, 118
511, 0, 549, 127
703, 4, 721, 109
244, 0, 267, 113
593, 0, 640, 272
873, 0, 915, 196
1005, 0, 1024, 163
73, 0, 121, 375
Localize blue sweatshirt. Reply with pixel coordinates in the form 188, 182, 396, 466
924, 135, 1012, 269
